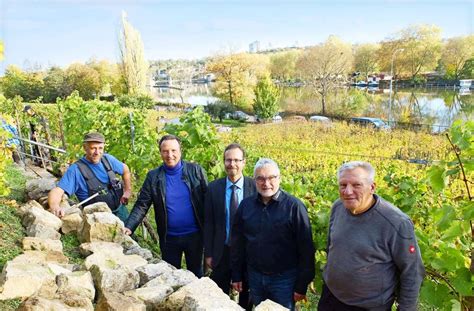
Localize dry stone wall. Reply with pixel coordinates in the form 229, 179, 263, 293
1, 167, 286, 310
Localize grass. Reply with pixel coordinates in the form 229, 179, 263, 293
60, 233, 84, 265
0, 165, 27, 309
3, 163, 26, 202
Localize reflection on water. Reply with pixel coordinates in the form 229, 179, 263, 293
152, 84, 472, 129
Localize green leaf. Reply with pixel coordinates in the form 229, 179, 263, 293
419, 280, 452, 309
441, 222, 464, 241
452, 267, 473, 296
462, 201, 474, 221
427, 165, 447, 193
435, 205, 456, 231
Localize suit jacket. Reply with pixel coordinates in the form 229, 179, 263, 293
204, 176, 256, 268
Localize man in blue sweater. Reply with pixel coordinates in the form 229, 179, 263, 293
124, 135, 208, 277
319, 161, 425, 311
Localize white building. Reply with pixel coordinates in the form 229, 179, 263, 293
249, 41, 260, 53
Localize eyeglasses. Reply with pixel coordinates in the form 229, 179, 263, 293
225, 159, 244, 164
255, 175, 279, 184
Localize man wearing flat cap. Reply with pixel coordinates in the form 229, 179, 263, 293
48, 132, 132, 221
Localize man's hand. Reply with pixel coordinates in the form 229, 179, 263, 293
123, 227, 132, 235
293, 292, 307, 303
205, 257, 213, 270
232, 282, 242, 293
120, 189, 131, 205
51, 207, 65, 218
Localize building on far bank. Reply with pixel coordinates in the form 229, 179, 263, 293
249, 41, 260, 53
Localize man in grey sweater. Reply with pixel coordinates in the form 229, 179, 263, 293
319, 161, 425, 311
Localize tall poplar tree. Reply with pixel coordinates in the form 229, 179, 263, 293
119, 11, 148, 95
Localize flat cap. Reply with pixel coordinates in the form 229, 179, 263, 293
83, 132, 105, 143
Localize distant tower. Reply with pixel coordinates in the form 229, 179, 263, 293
249, 41, 260, 53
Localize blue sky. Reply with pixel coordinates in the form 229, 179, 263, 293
1, 0, 473, 74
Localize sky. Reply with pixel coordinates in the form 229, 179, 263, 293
0, 0, 473, 74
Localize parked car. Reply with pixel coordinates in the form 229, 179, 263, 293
272, 115, 282, 123
350, 117, 390, 130
309, 115, 331, 123
232, 111, 250, 121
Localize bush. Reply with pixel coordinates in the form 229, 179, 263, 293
117, 94, 155, 110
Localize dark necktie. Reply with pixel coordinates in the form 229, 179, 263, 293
229, 184, 239, 226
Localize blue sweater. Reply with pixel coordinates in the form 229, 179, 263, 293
164, 161, 199, 236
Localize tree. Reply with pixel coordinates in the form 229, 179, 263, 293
253, 75, 280, 121
43, 66, 69, 103
441, 35, 474, 80
206, 52, 269, 110
459, 58, 474, 79
269, 50, 302, 81
0, 65, 43, 101
297, 36, 353, 114
118, 11, 148, 95
378, 24, 442, 80
87, 59, 125, 96
65, 63, 101, 100
353, 43, 380, 81
204, 100, 235, 122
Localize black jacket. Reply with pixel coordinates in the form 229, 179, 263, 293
204, 176, 256, 267
125, 161, 208, 240
231, 190, 315, 295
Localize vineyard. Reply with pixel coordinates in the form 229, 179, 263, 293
0, 94, 472, 310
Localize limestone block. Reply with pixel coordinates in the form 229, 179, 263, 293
26, 178, 56, 201
161, 277, 242, 311
26, 223, 61, 240
56, 271, 95, 301
17, 200, 43, 218
83, 202, 111, 215
90, 264, 140, 295
83, 251, 147, 271
124, 245, 153, 261
79, 241, 124, 257
22, 237, 63, 253
80, 212, 124, 243
143, 269, 197, 290
96, 291, 146, 311
0, 261, 69, 300
136, 262, 174, 286
13, 250, 68, 265
124, 285, 174, 309
17, 296, 88, 311
255, 299, 289, 310
22, 204, 62, 231
61, 213, 83, 234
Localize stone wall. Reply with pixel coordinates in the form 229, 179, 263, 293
0, 168, 286, 310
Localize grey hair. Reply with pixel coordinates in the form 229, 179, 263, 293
253, 158, 280, 177
337, 161, 375, 183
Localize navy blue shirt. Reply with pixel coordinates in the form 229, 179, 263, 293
164, 161, 199, 236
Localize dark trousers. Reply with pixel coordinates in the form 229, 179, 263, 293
160, 231, 203, 277
210, 246, 252, 310
248, 266, 297, 311
318, 283, 392, 311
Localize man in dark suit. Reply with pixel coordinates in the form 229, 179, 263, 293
204, 143, 256, 310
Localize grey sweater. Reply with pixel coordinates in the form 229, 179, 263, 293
322, 194, 425, 310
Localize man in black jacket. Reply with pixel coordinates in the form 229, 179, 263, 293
231, 158, 315, 310
124, 135, 208, 277
204, 143, 256, 309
